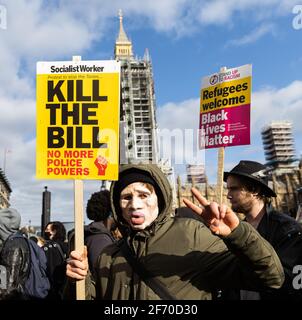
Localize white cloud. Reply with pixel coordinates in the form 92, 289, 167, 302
157, 98, 205, 178
226, 23, 275, 47
0, 1, 98, 97
252, 80, 302, 132
0, 96, 35, 145
277, 0, 301, 14
3, 1, 98, 57
157, 99, 203, 161
198, 0, 293, 25
157, 98, 199, 130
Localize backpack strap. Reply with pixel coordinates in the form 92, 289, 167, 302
44, 241, 66, 260
53, 243, 66, 261
118, 239, 177, 300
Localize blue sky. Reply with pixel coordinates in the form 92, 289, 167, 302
0, 0, 301, 226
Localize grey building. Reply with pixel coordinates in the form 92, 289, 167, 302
261, 121, 296, 169
114, 11, 177, 205
186, 164, 206, 184
115, 10, 159, 164
0, 168, 11, 208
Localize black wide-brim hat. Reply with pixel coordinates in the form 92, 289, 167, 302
223, 160, 277, 197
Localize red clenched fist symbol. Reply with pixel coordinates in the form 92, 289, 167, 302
94, 156, 108, 175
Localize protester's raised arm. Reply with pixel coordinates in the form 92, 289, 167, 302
183, 187, 239, 237
184, 188, 284, 290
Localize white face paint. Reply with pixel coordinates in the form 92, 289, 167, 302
119, 182, 159, 230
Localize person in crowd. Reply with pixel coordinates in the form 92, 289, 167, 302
0, 208, 21, 251
0, 208, 29, 299
0, 208, 50, 300
19, 225, 36, 241
43, 221, 68, 299
63, 190, 117, 299
44, 221, 68, 253
66, 164, 284, 300
220, 160, 302, 300
84, 189, 116, 277
67, 190, 116, 276
29, 235, 45, 248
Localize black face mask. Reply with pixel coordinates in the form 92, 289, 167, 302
44, 231, 51, 240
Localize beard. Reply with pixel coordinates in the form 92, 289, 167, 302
231, 201, 253, 214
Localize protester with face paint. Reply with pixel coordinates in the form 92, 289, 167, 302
66, 164, 284, 300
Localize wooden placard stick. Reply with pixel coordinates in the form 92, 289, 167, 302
216, 67, 227, 206
73, 55, 85, 300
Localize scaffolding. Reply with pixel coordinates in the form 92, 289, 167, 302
115, 11, 158, 164
261, 121, 296, 169
186, 164, 206, 184
113, 11, 177, 197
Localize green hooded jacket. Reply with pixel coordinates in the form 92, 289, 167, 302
85, 164, 284, 300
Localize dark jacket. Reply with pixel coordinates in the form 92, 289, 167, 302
84, 221, 115, 276
43, 240, 68, 299
83, 164, 284, 300
257, 210, 302, 300
220, 210, 302, 300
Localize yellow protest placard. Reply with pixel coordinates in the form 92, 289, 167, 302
36, 60, 120, 180
200, 77, 251, 113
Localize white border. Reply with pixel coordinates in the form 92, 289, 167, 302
201, 64, 252, 89
37, 60, 120, 74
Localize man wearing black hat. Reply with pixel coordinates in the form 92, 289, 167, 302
66, 163, 286, 300
222, 160, 302, 300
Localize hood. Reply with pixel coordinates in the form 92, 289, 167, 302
110, 164, 173, 235
84, 221, 110, 236
0, 208, 21, 243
